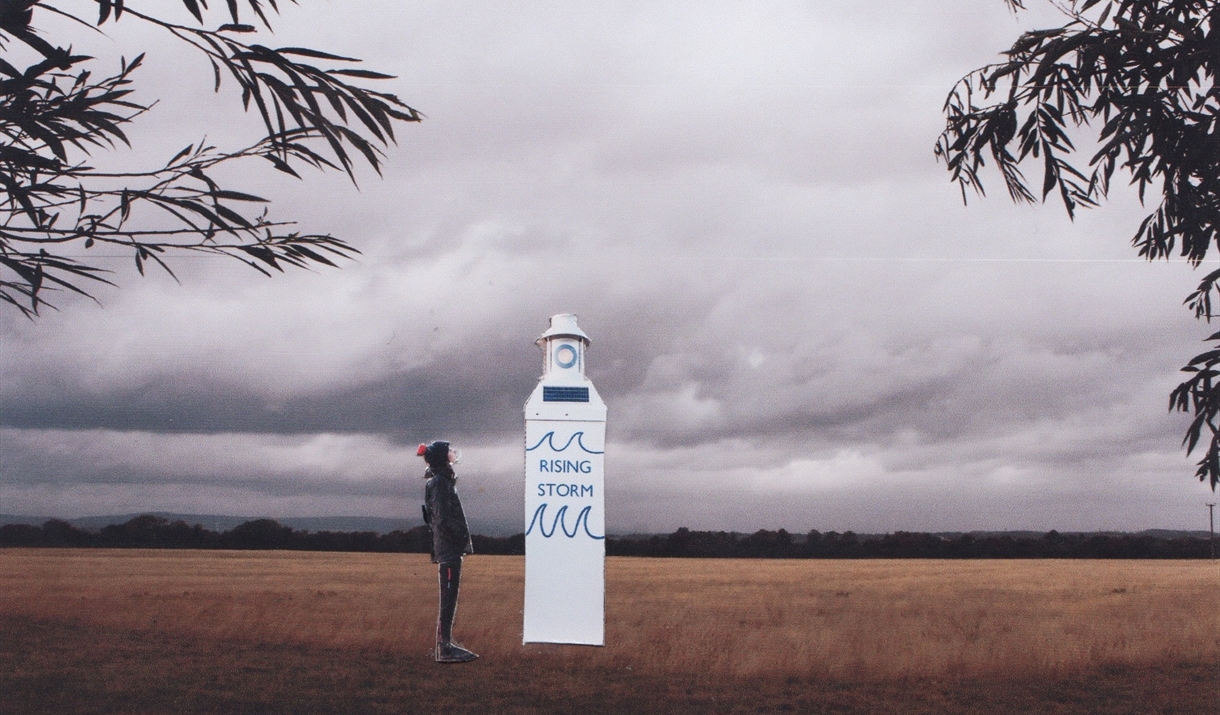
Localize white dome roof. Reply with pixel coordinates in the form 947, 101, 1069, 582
536, 313, 590, 345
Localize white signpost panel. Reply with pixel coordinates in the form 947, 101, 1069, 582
523, 314, 606, 646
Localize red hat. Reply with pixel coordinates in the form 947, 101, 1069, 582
416, 443, 427, 457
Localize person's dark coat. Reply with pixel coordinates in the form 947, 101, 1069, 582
424, 467, 474, 564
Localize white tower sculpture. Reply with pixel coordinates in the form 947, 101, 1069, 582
523, 313, 607, 645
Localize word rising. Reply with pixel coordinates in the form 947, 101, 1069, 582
538, 459, 592, 474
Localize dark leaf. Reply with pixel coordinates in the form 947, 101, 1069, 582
274, 47, 360, 62
168, 144, 194, 165
212, 190, 268, 202
181, 0, 204, 23
327, 69, 397, 80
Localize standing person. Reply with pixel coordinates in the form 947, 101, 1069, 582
419, 440, 478, 663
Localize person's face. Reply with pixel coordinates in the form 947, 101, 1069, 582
448, 448, 460, 465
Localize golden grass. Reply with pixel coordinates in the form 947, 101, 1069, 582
1, 549, 1215, 680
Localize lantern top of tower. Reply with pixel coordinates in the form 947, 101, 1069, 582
535, 313, 590, 347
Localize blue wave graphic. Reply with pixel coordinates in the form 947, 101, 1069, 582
525, 503, 605, 540
525, 431, 603, 455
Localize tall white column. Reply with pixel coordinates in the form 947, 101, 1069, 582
523, 314, 606, 645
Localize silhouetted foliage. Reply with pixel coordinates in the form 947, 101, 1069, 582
1, 0, 420, 316
472, 532, 525, 555
100, 514, 213, 548
37, 518, 95, 546
936, 0, 1220, 489
224, 518, 296, 549
0, 522, 44, 546
379, 526, 433, 554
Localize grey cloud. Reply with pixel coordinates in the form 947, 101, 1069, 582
1, 256, 1200, 454
0, 351, 535, 439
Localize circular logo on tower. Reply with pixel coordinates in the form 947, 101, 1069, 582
555, 344, 578, 369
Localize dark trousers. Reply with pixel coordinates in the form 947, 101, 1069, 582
436, 559, 462, 645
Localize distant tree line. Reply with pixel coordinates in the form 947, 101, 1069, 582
0, 515, 525, 554
607, 527, 1210, 559
0, 517, 1209, 558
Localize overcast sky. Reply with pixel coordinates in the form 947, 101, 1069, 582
1, 1, 1214, 534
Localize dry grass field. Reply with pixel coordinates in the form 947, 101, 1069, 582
1, 549, 1217, 714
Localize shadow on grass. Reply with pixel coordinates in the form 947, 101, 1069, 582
1, 615, 1214, 715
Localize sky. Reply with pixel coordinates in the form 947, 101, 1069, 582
1, 1, 1215, 535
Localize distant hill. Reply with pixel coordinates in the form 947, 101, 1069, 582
0, 513, 418, 535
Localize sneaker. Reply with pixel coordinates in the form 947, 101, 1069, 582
435, 642, 479, 663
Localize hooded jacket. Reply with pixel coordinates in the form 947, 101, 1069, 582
424, 466, 474, 563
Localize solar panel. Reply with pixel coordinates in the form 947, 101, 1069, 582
543, 386, 590, 402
